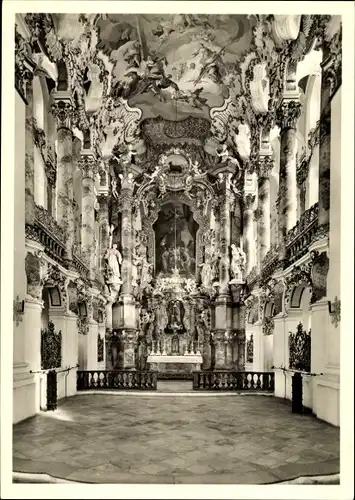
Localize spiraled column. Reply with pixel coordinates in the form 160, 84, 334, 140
51, 93, 75, 260
78, 150, 98, 280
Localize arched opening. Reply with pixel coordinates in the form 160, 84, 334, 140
57, 59, 68, 91
153, 202, 198, 277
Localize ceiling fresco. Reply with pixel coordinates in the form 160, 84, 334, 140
94, 14, 255, 121
21, 13, 342, 174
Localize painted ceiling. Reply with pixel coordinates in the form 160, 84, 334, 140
22, 13, 341, 171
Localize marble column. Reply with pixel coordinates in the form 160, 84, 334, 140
237, 330, 246, 371
214, 174, 233, 336
213, 331, 227, 370
243, 194, 256, 275
24, 294, 43, 412
231, 195, 242, 247
105, 297, 114, 332
97, 194, 109, 273
119, 170, 137, 330
318, 62, 332, 228
218, 173, 233, 294
276, 100, 302, 259
257, 165, 272, 266
51, 92, 75, 261
24, 78, 36, 225
78, 150, 98, 281
202, 331, 212, 370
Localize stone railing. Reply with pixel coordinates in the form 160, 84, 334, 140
260, 245, 280, 283
26, 205, 67, 266
77, 370, 158, 391
192, 371, 274, 391
71, 251, 90, 280
245, 265, 258, 287
285, 203, 319, 266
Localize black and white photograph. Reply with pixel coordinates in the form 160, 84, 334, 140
1, 1, 354, 498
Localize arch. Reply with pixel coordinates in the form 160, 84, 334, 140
45, 285, 63, 307
290, 284, 306, 308
264, 301, 276, 319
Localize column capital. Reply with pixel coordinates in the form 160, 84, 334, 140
243, 193, 256, 210
78, 150, 99, 179
275, 100, 302, 130
119, 167, 136, 191
15, 26, 35, 101
51, 91, 76, 130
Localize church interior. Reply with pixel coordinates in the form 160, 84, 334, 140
11, 12, 344, 485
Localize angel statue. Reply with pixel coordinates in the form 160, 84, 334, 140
230, 244, 246, 281
111, 177, 119, 199
189, 158, 206, 177
144, 165, 165, 184
104, 244, 122, 283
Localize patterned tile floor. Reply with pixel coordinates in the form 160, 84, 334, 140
13, 392, 340, 484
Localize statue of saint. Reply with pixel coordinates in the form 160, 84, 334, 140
104, 244, 122, 282
170, 300, 182, 326
140, 256, 152, 290
200, 260, 213, 289
156, 300, 168, 335
161, 245, 170, 273
230, 244, 246, 281
180, 243, 191, 272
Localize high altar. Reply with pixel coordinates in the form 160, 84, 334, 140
104, 146, 247, 376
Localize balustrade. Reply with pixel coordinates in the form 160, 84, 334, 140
260, 246, 280, 283
77, 370, 158, 390
26, 204, 67, 265
192, 371, 274, 391
285, 203, 319, 266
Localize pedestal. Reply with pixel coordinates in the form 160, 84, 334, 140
24, 295, 43, 413
122, 330, 138, 370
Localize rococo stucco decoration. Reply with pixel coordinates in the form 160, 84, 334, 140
17, 12, 342, 375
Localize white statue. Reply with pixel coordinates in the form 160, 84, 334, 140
159, 154, 168, 166
230, 244, 246, 281
189, 158, 206, 177
144, 165, 165, 184
111, 178, 119, 199
200, 261, 213, 289
105, 244, 122, 282
121, 144, 138, 165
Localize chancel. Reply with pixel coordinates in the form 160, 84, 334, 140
10, 10, 345, 486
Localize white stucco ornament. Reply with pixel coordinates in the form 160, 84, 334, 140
249, 63, 270, 114
273, 15, 302, 41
